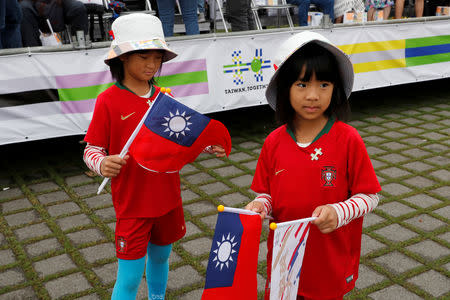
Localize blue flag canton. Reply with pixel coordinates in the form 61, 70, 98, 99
144, 93, 210, 147
205, 212, 243, 289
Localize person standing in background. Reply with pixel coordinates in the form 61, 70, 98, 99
225, 0, 255, 31
156, 0, 199, 36
395, 0, 423, 19
0, 0, 22, 49
287, 0, 334, 26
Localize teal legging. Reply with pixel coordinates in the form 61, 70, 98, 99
111, 243, 172, 300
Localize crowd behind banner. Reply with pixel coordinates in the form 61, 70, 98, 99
1, 0, 449, 50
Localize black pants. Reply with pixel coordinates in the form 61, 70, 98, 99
225, 0, 255, 31
20, 0, 88, 47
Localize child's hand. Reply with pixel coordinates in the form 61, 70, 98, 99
245, 201, 266, 220
311, 205, 338, 234
204, 145, 226, 157
100, 154, 129, 178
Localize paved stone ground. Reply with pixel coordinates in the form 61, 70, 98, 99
0, 79, 449, 300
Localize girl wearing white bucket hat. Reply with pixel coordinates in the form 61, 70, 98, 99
246, 31, 381, 299
83, 13, 223, 300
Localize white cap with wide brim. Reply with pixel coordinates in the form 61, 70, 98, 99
266, 31, 354, 110
105, 13, 177, 64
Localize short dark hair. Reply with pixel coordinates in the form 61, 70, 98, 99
274, 43, 351, 130
108, 50, 165, 85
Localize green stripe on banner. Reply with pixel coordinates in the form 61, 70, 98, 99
156, 71, 207, 87
58, 82, 114, 101
406, 35, 450, 48
406, 52, 450, 67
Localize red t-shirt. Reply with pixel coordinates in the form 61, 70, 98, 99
85, 84, 181, 219
252, 121, 381, 299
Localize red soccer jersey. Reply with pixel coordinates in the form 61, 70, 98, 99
252, 121, 381, 299
85, 84, 182, 218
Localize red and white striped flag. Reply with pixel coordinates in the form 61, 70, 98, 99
270, 217, 316, 300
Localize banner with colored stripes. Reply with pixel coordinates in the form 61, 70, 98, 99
0, 17, 449, 145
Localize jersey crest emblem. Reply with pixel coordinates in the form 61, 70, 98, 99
117, 236, 127, 253
321, 166, 336, 187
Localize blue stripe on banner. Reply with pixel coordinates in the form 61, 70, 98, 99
405, 44, 450, 58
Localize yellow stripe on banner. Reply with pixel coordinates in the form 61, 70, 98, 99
338, 40, 405, 54
353, 58, 406, 73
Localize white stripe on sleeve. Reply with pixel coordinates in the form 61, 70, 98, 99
253, 193, 273, 216
83, 143, 107, 176
329, 193, 379, 228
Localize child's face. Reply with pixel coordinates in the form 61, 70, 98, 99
120, 50, 163, 83
289, 66, 334, 122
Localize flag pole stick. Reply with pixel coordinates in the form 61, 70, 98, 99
270, 217, 317, 230
96, 103, 154, 195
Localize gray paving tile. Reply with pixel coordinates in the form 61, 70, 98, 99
363, 136, 386, 144
382, 121, 403, 129
422, 143, 448, 153
366, 146, 386, 156
47, 202, 80, 217
179, 288, 203, 300
364, 125, 385, 133
403, 161, 434, 172
56, 214, 92, 231
407, 270, 450, 298
25, 238, 62, 257
1, 198, 32, 213
372, 251, 422, 274
199, 214, 217, 230
0, 287, 36, 299
361, 234, 386, 256
44, 272, 92, 299
185, 221, 202, 237
402, 148, 431, 158
169, 251, 182, 265
258, 241, 267, 262
4, 210, 40, 227
0, 187, 23, 200
399, 127, 425, 134
212, 165, 243, 177
228, 152, 254, 162
401, 137, 427, 146
381, 131, 407, 139
242, 160, 258, 171
79, 243, 115, 263
425, 155, 450, 165
37, 190, 70, 204
376, 201, 416, 217
355, 264, 386, 290
403, 194, 442, 208
430, 186, 450, 198
403, 176, 436, 188
95, 207, 116, 220
381, 141, 408, 151
198, 182, 230, 195
181, 237, 211, 256
67, 229, 105, 246
373, 224, 418, 242
184, 201, 216, 216
363, 213, 385, 228
239, 141, 260, 149
380, 183, 412, 196
167, 265, 202, 290
65, 174, 95, 186
14, 223, 52, 241
429, 169, 450, 181
421, 132, 447, 140
180, 164, 198, 175
93, 262, 117, 284
218, 192, 250, 207
378, 153, 409, 163
184, 172, 214, 184
28, 182, 59, 192
401, 117, 422, 125
229, 174, 253, 187
404, 214, 446, 232
0, 269, 25, 287
33, 254, 77, 277
75, 294, 101, 300
181, 189, 200, 202
433, 206, 450, 219
72, 183, 100, 196
0, 233, 4, 246
378, 167, 411, 178
437, 232, 450, 243
83, 193, 112, 208
406, 240, 449, 261
368, 284, 422, 300
198, 158, 225, 168
0, 249, 15, 267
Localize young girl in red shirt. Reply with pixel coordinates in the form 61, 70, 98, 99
246, 31, 381, 299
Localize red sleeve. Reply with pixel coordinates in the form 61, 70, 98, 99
84, 93, 111, 150
251, 137, 272, 195
347, 129, 381, 195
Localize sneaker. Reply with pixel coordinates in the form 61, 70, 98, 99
198, 12, 206, 22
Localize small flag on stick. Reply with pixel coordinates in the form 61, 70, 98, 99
269, 217, 316, 300
202, 206, 262, 300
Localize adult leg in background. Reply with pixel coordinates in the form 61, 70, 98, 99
179, 0, 199, 35
287, 0, 310, 26
1, 0, 22, 48
156, 0, 175, 36
146, 243, 172, 299
61, 0, 88, 36
19, 0, 41, 46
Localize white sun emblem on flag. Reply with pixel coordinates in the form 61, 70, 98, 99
212, 233, 237, 270
162, 110, 192, 138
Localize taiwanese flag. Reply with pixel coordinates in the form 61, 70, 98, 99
202, 211, 262, 299
128, 92, 231, 172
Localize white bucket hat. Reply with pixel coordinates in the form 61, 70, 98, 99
266, 31, 354, 110
105, 13, 177, 64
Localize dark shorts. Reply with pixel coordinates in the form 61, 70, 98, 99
114, 205, 185, 259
